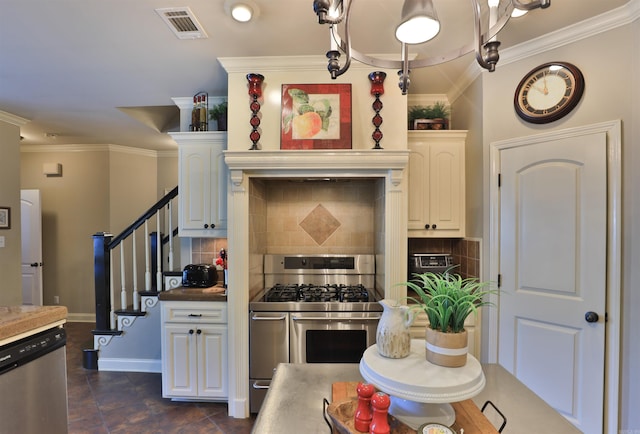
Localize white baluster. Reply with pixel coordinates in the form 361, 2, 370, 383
120, 243, 127, 310
132, 230, 139, 311
168, 201, 174, 271
156, 213, 162, 291
144, 220, 151, 292
109, 250, 116, 330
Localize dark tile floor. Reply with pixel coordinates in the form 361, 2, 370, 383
65, 322, 255, 433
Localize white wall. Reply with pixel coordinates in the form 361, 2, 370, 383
481, 23, 638, 431
0, 113, 26, 305
220, 57, 409, 152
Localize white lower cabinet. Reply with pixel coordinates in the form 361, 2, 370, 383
161, 301, 228, 400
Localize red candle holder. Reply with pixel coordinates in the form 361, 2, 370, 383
247, 73, 264, 150
369, 71, 386, 149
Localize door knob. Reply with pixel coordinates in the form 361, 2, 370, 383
424, 224, 430, 229
585, 311, 599, 323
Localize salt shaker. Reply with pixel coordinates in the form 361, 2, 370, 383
369, 392, 391, 434
354, 382, 375, 432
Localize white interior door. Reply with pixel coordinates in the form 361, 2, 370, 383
21, 189, 43, 306
497, 132, 607, 433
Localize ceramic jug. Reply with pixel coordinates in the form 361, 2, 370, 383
376, 299, 415, 358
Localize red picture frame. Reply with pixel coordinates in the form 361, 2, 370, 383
281, 83, 352, 149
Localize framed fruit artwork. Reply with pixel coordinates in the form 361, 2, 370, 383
281, 83, 352, 149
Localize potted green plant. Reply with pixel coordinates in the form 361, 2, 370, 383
428, 101, 450, 130
209, 101, 228, 131
402, 271, 495, 367
408, 105, 433, 130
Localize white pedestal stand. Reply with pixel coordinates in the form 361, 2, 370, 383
359, 339, 485, 429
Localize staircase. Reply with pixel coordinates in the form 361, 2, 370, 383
86, 187, 180, 372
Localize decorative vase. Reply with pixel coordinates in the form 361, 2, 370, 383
425, 327, 468, 367
376, 299, 415, 358
246, 73, 264, 150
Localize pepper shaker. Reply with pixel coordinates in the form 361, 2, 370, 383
369, 392, 390, 434
354, 382, 375, 432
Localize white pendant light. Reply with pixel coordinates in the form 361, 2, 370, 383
395, 0, 440, 44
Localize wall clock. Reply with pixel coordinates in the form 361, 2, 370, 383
514, 62, 585, 124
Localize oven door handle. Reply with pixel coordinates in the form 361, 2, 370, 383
251, 380, 271, 390
291, 315, 381, 321
251, 314, 287, 321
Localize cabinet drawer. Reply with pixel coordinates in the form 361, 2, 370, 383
162, 302, 228, 324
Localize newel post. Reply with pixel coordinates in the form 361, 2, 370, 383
93, 232, 112, 331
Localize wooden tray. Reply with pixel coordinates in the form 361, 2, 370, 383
329, 382, 499, 434
327, 398, 414, 434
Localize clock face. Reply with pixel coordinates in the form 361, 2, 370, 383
514, 62, 585, 124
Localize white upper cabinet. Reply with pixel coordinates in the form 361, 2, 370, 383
171, 132, 228, 238
408, 130, 466, 238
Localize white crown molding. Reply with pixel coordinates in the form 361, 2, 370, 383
0, 110, 29, 126
19, 143, 163, 157
449, 0, 639, 102
219, 53, 412, 74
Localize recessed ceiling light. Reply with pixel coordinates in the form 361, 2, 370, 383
224, 0, 259, 23
232, 4, 253, 22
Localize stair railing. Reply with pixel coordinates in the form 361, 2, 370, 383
93, 186, 178, 331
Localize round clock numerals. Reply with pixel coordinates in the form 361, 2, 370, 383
514, 62, 585, 124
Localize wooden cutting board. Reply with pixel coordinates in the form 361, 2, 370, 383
331, 382, 499, 434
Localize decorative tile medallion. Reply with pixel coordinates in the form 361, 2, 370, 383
300, 204, 341, 245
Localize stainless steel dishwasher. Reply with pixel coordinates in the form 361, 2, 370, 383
0, 326, 68, 434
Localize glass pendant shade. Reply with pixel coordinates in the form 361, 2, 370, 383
395, 0, 440, 44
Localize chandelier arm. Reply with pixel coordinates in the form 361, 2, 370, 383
399, 43, 410, 94
472, 0, 487, 69
314, 0, 348, 24
330, 0, 352, 78
511, 0, 550, 11
321, 0, 549, 77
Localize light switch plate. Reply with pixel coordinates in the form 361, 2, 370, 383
0, 236, 5, 248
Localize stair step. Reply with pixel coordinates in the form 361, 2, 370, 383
92, 329, 123, 336
114, 309, 147, 316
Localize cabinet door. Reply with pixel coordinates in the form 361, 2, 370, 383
408, 144, 430, 231
179, 144, 212, 231
210, 149, 228, 232
162, 324, 198, 398
174, 132, 227, 238
407, 131, 466, 237
429, 142, 463, 231
197, 324, 228, 398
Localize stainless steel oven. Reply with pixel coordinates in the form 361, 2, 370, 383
290, 311, 379, 363
249, 254, 382, 413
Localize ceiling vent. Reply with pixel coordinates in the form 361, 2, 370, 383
156, 7, 208, 40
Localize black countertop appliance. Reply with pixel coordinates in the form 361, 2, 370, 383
182, 264, 217, 288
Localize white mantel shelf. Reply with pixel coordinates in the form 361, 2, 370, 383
224, 149, 410, 186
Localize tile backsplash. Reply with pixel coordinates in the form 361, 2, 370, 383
190, 238, 228, 266
408, 238, 481, 279
260, 179, 379, 254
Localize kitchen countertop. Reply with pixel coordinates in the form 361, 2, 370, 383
0, 305, 68, 345
158, 285, 227, 302
252, 363, 582, 434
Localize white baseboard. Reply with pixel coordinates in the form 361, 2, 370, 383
228, 397, 249, 418
98, 357, 161, 373
67, 313, 96, 323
